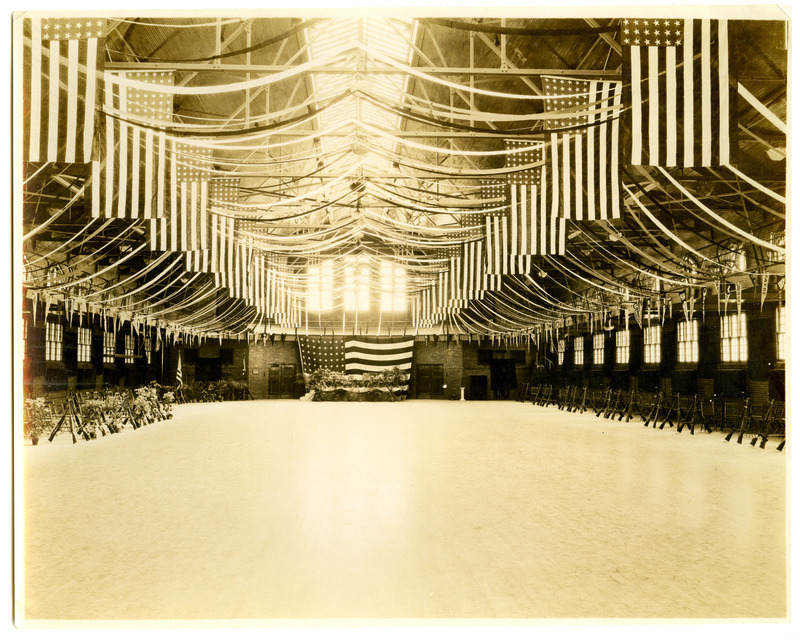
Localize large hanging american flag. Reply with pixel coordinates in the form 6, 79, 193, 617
91, 71, 174, 219
541, 75, 622, 220
186, 178, 239, 275
22, 16, 106, 164
344, 337, 415, 375
502, 140, 566, 255
621, 18, 734, 167
298, 335, 414, 376
149, 142, 213, 255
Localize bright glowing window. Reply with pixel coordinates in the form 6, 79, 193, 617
776, 306, 786, 361
644, 325, 661, 364
77, 327, 92, 363
103, 330, 115, 365
307, 261, 334, 311
593, 333, 604, 365
380, 261, 406, 312
124, 334, 136, 364
344, 256, 370, 311
574, 336, 584, 366
677, 319, 699, 363
721, 313, 748, 363
45, 322, 62, 362
616, 330, 630, 365
557, 338, 567, 365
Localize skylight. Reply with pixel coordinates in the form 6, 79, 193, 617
306, 18, 416, 175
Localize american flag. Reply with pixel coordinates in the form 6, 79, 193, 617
22, 16, 106, 164
541, 75, 622, 220
502, 140, 566, 255
483, 178, 536, 275
264, 255, 299, 327
621, 18, 733, 167
175, 350, 183, 388
149, 142, 213, 258
207, 179, 239, 276
91, 71, 174, 219
298, 335, 414, 376
297, 336, 345, 372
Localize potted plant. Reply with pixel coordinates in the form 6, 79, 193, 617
23, 397, 51, 445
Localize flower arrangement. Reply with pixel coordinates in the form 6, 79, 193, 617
306, 367, 408, 401
23, 397, 51, 444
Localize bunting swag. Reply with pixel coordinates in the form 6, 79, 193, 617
541, 75, 622, 220
622, 18, 735, 167
92, 71, 174, 219
22, 16, 106, 164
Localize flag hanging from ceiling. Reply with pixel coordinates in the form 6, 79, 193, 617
541, 75, 622, 220
186, 178, 240, 274
502, 140, 566, 255
91, 71, 174, 219
22, 16, 106, 164
483, 178, 538, 274
149, 141, 213, 255
621, 18, 734, 167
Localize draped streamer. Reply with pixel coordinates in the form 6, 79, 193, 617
654, 169, 784, 252
723, 163, 786, 205
105, 46, 351, 95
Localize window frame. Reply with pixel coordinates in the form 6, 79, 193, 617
45, 321, 63, 363
380, 260, 406, 313
643, 324, 662, 366
615, 329, 630, 366
720, 312, 748, 364
776, 305, 786, 363
677, 319, 699, 364
103, 330, 116, 366
592, 332, 604, 366
77, 326, 93, 367
573, 335, 584, 366
124, 334, 136, 365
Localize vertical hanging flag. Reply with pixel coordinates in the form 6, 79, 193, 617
541, 75, 622, 220
188, 177, 240, 275
503, 139, 566, 254
621, 18, 734, 167
150, 141, 213, 260
175, 350, 183, 388
22, 16, 106, 164
92, 71, 174, 219
460, 211, 499, 295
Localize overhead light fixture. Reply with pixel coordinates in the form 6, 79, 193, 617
766, 147, 786, 161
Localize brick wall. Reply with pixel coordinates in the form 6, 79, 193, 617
247, 338, 301, 399
412, 339, 463, 399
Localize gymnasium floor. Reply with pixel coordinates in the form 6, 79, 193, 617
19, 399, 787, 623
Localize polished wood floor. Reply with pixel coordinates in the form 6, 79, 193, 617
20, 400, 786, 622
